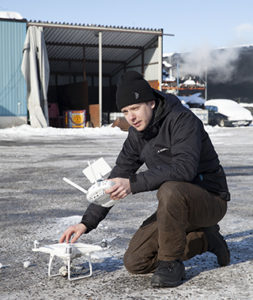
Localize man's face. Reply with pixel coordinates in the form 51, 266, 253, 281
121, 101, 155, 131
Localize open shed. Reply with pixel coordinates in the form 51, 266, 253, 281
27, 21, 164, 127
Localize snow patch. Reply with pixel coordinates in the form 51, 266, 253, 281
55, 215, 83, 228
23, 261, 32, 268
0, 124, 127, 140
0, 11, 23, 19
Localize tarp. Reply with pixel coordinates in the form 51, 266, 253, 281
21, 26, 49, 128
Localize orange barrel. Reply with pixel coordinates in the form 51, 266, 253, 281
65, 110, 86, 128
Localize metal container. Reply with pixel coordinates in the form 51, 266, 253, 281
65, 110, 86, 128
0, 18, 27, 127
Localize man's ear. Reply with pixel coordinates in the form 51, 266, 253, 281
150, 100, 156, 109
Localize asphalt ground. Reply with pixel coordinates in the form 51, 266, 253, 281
0, 126, 253, 299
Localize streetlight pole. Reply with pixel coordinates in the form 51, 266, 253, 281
98, 31, 102, 126
205, 68, 208, 100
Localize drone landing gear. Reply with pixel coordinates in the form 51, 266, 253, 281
48, 254, 93, 281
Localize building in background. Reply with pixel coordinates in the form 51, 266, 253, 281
0, 13, 165, 128
0, 13, 27, 128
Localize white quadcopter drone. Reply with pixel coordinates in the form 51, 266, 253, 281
32, 240, 103, 281
33, 158, 115, 281
63, 157, 116, 207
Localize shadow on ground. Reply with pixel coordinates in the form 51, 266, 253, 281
183, 228, 253, 281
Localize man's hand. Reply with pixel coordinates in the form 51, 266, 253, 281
105, 178, 131, 200
59, 223, 87, 244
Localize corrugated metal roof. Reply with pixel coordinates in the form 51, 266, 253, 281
28, 20, 163, 33
28, 20, 165, 76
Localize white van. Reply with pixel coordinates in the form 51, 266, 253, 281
205, 99, 253, 127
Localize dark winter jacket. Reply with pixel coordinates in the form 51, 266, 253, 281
81, 91, 230, 233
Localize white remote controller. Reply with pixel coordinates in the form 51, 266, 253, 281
86, 180, 116, 207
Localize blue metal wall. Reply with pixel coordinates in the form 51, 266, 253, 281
0, 19, 27, 116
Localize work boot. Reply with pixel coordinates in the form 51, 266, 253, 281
204, 224, 230, 266
151, 260, 185, 288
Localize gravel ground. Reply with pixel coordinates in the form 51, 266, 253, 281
0, 126, 253, 299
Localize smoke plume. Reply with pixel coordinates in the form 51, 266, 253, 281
179, 45, 241, 83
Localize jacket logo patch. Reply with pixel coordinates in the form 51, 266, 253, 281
134, 92, 140, 100
157, 148, 169, 153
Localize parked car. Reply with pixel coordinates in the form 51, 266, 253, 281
205, 99, 253, 127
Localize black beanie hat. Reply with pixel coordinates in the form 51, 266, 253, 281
116, 71, 155, 111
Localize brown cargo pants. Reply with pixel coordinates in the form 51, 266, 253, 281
124, 181, 227, 274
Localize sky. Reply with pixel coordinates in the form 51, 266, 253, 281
1, 0, 253, 53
